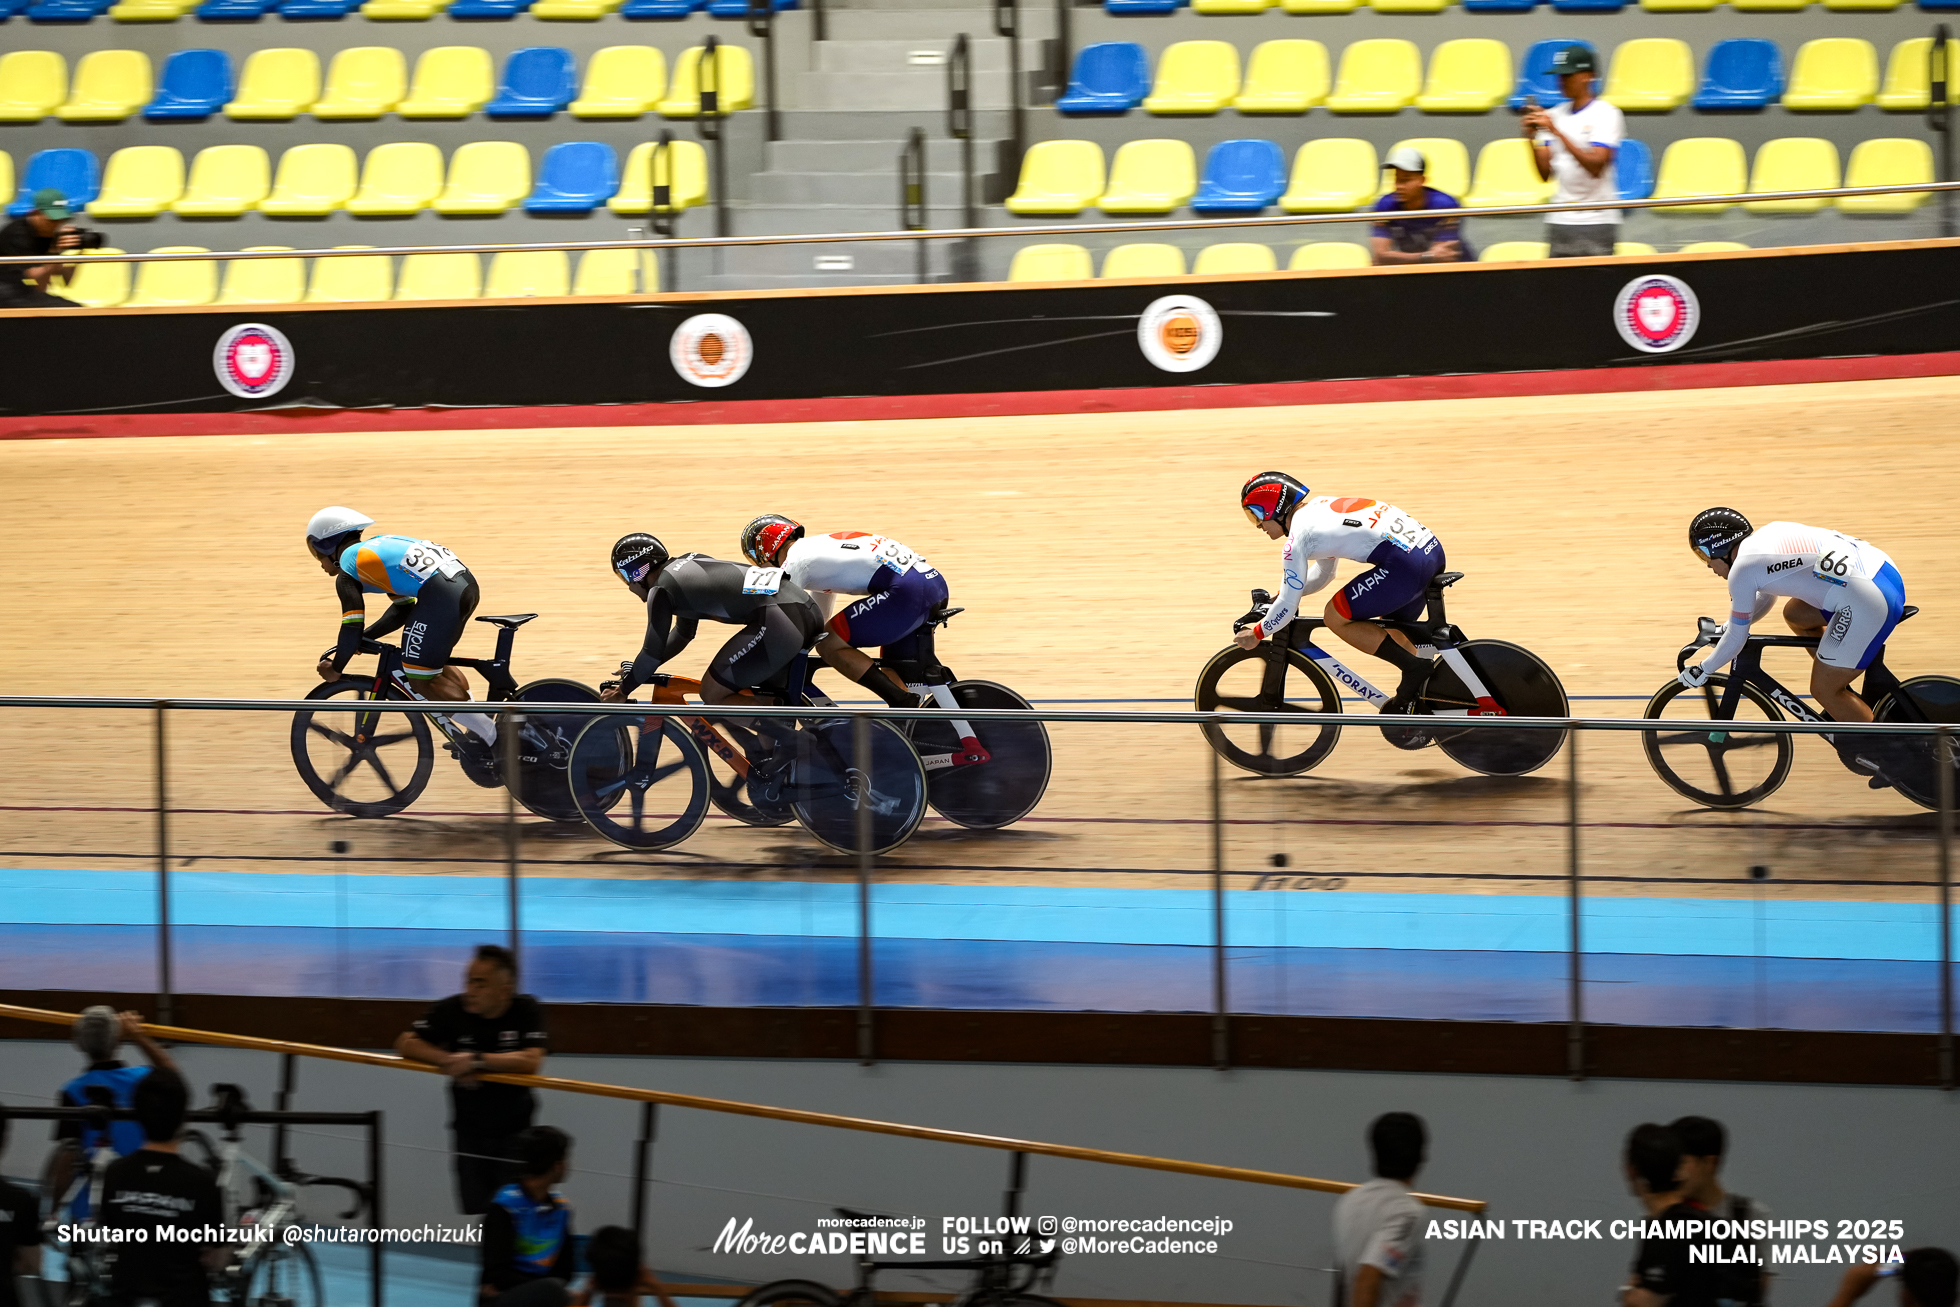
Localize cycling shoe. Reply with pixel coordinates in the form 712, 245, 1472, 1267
748, 753, 792, 807
448, 736, 501, 788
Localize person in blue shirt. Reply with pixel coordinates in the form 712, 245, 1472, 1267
45, 1006, 179, 1222
480, 1127, 575, 1307
1368, 147, 1473, 267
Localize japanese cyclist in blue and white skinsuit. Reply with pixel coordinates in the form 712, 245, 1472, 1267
1232, 472, 1447, 715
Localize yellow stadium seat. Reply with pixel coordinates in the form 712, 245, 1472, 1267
1839, 137, 1932, 213
1733, 0, 1807, 10
0, 52, 66, 123
485, 250, 570, 298
395, 252, 482, 300
315, 47, 407, 120
1007, 244, 1093, 282
346, 142, 444, 216
1098, 139, 1198, 214
1282, 0, 1356, 10
1101, 243, 1186, 278
173, 146, 270, 217
1642, 0, 1717, 9
1326, 39, 1422, 114
533, 0, 620, 16
1480, 241, 1550, 262
259, 143, 358, 216
1877, 39, 1959, 111
1826, 0, 1896, 11
398, 47, 493, 119
1143, 41, 1240, 115
216, 248, 305, 306
1614, 242, 1657, 256
1416, 39, 1509, 114
1289, 242, 1371, 269
1004, 140, 1105, 215
433, 141, 529, 215
109, 0, 197, 20
86, 146, 183, 218
1652, 137, 1747, 213
126, 247, 216, 308
1385, 137, 1469, 199
571, 46, 666, 118
1193, 0, 1269, 11
1681, 241, 1751, 252
1279, 138, 1378, 212
573, 247, 653, 295
657, 45, 755, 117
1745, 137, 1838, 213
307, 247, 393, 303
0, 154, 11, 207
55, 50, 151, 122
1466, 138, 1553, 208
1233, 40, 1327, 114
361, 0, 449, 18
1605, 39, 1694, 112
609, 139, 709, 213
1783, 39, 1878, 110
1373, 0, 1446, 10
64, 249, 130, 308
226, 50, 321, 121
1194, 243, 1277, 275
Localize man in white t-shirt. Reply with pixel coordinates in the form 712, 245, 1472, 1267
1522, 44, 1626, 258
1332, 1113, 1428, 1307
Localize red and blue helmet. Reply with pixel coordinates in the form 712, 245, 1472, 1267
1241, 472, 1309, 528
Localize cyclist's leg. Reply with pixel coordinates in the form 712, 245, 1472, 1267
1783, 597, 1829, 641
1814, 565, 1905, 727
402, 574, 494, 740
1322, 540, 1445, 708
821, 567, 948, 707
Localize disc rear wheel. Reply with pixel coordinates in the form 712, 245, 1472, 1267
791, 718, 928, 854
507, 678, 608, 823
1426, 640, 1568, 777
913, 680, 1052, 829
1873, 674, 1960, 810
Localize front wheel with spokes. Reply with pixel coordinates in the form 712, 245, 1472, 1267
1195, 642, 1341, 777
1642, 675, 1794, 809
290, 679, 434, 818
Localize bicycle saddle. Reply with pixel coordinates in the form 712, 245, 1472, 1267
474, 613, 540, 629
1430, 571, 1465, 591
928, 604, 965, 625
1902, 605, 1920, 622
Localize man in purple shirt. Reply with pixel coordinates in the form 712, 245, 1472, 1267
1368, 147, 1472, 266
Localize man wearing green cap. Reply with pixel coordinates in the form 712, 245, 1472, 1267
0, 188, 84, 308
1521, 45, 1624, 258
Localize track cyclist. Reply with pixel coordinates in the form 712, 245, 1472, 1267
1678, 508, 1910, 785
1232, 473, 1447, 714
305, 507, 504, 783
738, 514, 936, 711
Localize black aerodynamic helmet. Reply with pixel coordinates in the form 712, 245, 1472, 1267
1688, 507, 1752, 561
611, 533, 670, 585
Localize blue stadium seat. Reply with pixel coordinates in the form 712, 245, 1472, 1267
705, 0, 794, 14
1693, 39, 1783, 110
1107, 0, 1184, 13
526, 140, 618, 212
1550, 0, 1622, 10
448, 0, 535, 14
145, 50, 231, 119
485, 47, 575, 117
0, 0, 32, 15
1057, 43, 1148, 115
1617, 137, 1655, 201
1920, 0, 1960, 9
9, 148, 100, 215
1192, 138, 1285, 215
195, 0, 278, 18
25, 0, 112, 22
278, 0, 362, 16
1463, 0, 1539, 10
1509, 39, 1592, 110
621, 0, 703, 13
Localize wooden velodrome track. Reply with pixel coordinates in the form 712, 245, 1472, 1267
3, 374, 1957, 906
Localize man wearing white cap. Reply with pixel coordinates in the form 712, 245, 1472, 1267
1367, 146, 1470, 266
1521, 44, 1625, 257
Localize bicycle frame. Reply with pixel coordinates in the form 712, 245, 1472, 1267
1691, 625, 1906, 734
355, 619, 526, 743
1278, 578, 1509, 716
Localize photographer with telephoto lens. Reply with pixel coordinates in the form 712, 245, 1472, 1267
0, 188, 99, 309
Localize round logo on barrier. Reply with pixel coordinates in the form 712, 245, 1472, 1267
1137, 295, 1222, 374
213, 322, 294, 400
670, 313, 753, 388
1615, 275, 1699, 354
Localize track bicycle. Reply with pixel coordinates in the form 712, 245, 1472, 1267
1195, 570, 1569, 778
734, 1206, 1065, 1307
1642, 610, 1960, 810
289, 613, 628, 822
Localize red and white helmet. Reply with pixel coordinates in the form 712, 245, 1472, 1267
740, 514, 805, 567
1240, 472, 1309, 528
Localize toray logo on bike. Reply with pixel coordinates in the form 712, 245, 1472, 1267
1613, 276, 1700, 354
1766, 558, 1805, 574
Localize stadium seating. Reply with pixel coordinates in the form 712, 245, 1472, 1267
1614, 241, 1657, 254
486, 46, 576, 117
313, 47, 407, 119
1390, 137, 1469, 197
56, 50, 150, 120
1233, 39, 1326, 113
395, 251, 482, 299
1617, 137, 1657, 200
1415, 39, 1510, 113
532, 0, 623, 18
1102, 243, 1185, 277
1465, 137, 1553, 207
1004, 140, 1105, 215
345, 141, 444, 214
571, 246, 650, 294
1603, 38, 1693, 111
1745, 136, 1839, 212
125, 246, 215, 307
1282, 0, 1357, 12
110, 0, 199, 20
1279, 138, 1377, 211
1510, 39, 1591, 110
216, 247, 304, 304
1058, 42, 1149, 115
485, 249, 569, 296
1326, 39, 1420, 113
172, 145, 270, 215
9, 148, 99, 216
398, 47, 494, 118
448, 0, 536, 14
570, 46, 666, 117
1192, 0, 1270, 14
1876, 37, 1960, 110
1192, 138, 1286, 213
226, 49, 321, 120
0, 156, 12, 207
259, 142, 357, 214
1105, 0, 1182, 15
86, 145, 183, 216
1289, 242, 1370, 268
145, 50, 231, 120
28, 0, 116, 21
526, 140, 618, 212
1839, 137, 1932, 212
361, 0, 448, 18
1554, 0, 1625, 12
1693, 38, 1782, 110
1480, 241, 1550, 261
306, 246, 393, 302
1782, 38, 1878, 110
1464, 0, 1537, 12
1193, 242, 1276, 273
1098, 138, 1197, 212
1143, 41, 1240, 114
279, 0, 364, 17
0, 52, 67, 122
432, 139, 529, 213
656, 44, 755, 117
608, 138, 708, 212
1007, 244, 1092, 281
1732, 0, 1809, 12
64, 249, 131, 308
1681, 241, 1752, 251
619, 0, 705, 17
1372, 0, 1448, 14
1651, 136, 1747, 212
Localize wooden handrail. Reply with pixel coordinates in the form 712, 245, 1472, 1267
0, 1002, 1485, 1212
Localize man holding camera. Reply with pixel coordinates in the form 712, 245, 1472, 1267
0, 188, 86, 309
1521, 46, 1625, 258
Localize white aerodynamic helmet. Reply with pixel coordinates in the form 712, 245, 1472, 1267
306, 506, 375, 559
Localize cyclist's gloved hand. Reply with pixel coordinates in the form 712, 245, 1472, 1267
1678, 661, 1714, 691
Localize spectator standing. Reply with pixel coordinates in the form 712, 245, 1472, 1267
1522, 46, 1626, 258
1623, 1122, 1718, 1307
97, 1069, 229, 1307
1, 1107, 45, 1307
1332, 1112, 1428, 1307
480, 1127, 575, 1307
48, 1007, 179, 1220
396, 945, 549, 1215
1369, 148, 1473, 266
1827, 1250, 1958, 1307
573, 1226, 679, 1307
1669, 1115, 1768, 1307
0, 189, 82, 309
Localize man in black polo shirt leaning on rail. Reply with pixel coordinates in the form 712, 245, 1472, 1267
396, 944, 549, 1215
